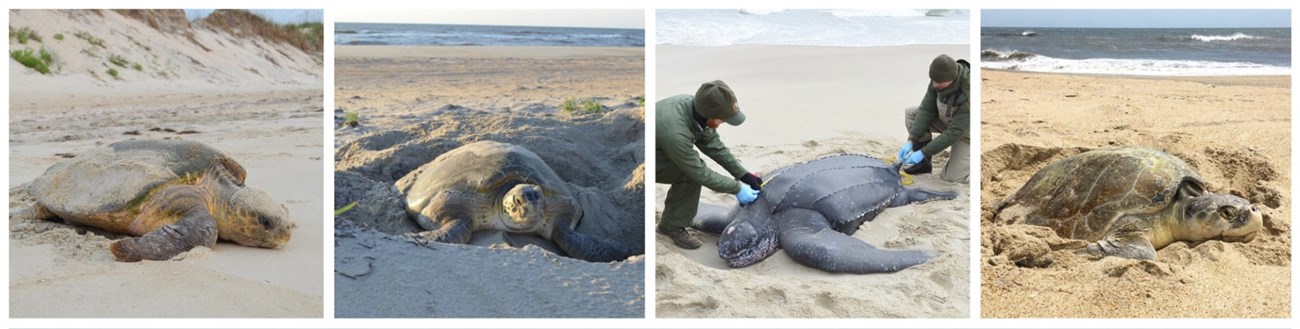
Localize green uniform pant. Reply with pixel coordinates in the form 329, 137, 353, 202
905, 106, 970, 183
656, 163, 701, 230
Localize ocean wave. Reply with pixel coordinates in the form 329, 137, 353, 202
1158, 33, 1260, 42
981, 53, 1289, 76
826, 9, 964, 18
738, 9, 785, 15
1191, 33, 1258, 42
981, 49, 1038, 61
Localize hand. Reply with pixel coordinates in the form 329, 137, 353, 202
903, 150, 926, 166
740, 172, 763, 190
736, 183, 760, 205
898, 141, 913, 161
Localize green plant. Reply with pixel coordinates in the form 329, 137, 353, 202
53, 33, 64, 41
334, 202, 359, 216
108, 54, 128, 67
107, 68, 119, 78
10, 49, 50, 74
343, 111, 360, 127
580, 98, 603, 113
638, 96, 645, 107
12, 26, 41, 44
74, 30, 105, 48
132, 63, 143, 71
39, 48, 53, 63
560, 97, 579, 113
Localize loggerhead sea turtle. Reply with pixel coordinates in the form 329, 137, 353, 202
15, 139, 296, 262
690, 154, 956, 274
993, 146, 1263, 259
394, 140, 637, 262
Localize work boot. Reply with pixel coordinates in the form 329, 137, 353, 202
657, 225, 702, 250
904, 140, 933, 175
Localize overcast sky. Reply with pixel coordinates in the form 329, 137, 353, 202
983, 9, 1290, 28
334, 9, 644, 29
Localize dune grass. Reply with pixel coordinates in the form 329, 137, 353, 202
11, 48, 51, 74
11, 26, 42, 44
107, 68, 120, 79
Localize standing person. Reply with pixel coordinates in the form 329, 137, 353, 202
655, 80, 762, 249
899, 54, 970, 183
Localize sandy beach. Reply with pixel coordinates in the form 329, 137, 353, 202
8, 10, 323, 317
654, 44, 971, 318
980, 69, 1291, 318
332, 45, 646, 317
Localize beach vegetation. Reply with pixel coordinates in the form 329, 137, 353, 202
54, 33, 64, 41
344, 111, 360, 127
74, 30, 105, 48
637, 96, 645, 107
12, 26, 42, 44
334, 202, 359, 216
106, 68, 119, 79
132, 63, 143, 71
581, 98, 603, 113
199, 10, 323, 55
108, 54, 129, 67
560, 97, 579, 113
11, 48, 51, 74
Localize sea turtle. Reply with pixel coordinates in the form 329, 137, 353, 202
394, 140, 637, 262
690, 154, 956, 274
15, 139, 296, 262
993, 146, 1263, 259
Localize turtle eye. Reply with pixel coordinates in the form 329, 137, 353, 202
259, 216, 274, 229
1217, 206, 1237, 220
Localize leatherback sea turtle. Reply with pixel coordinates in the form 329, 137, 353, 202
395, 140, 637, 262
993, 146, 1263, 259
691, 154, 956, 274
15, 139, 296, 262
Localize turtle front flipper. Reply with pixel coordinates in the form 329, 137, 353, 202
778, 209, 933, 274
407, 218, 472, 245
891, 187, 958, 207
690, 202, 735, 235
110, 208, 218, 262
1082, 224, 1156, 260
552, 217, 638, 262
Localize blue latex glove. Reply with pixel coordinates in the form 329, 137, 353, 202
903, 150, 926, 166
736, 183, 760, 205
897, 141, 913, 161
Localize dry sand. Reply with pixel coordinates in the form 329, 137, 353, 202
980, 69, 1291, 318
654, 44, 971, 318
332, 45, 646, 318
8, 9, 323, 317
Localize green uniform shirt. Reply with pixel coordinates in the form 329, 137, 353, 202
909, 62, 971, 156
655, 94, 746, 194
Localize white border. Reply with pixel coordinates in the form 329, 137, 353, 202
3, 0, 1297, 327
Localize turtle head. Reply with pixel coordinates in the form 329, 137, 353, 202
221, 187, 297, 248
1181, 193, 1263, 243
502, 184, 545, 232
197, 163, 296, 248
717, 207, 778, 268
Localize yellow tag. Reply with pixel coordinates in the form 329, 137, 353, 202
885, 156, 914, 186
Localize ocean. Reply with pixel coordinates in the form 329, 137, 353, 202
656, 9, 969, 47
982, 27, 1291, 76
334, 22, 644, 47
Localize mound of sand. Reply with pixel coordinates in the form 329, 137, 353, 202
980, 70, 1290, 318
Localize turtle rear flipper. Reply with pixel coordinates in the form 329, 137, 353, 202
110, 208, 217, 262
552, 217, 637, 262
779, 209, 933, 274
12, 204, 56, 221
892, 187, 958, 207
